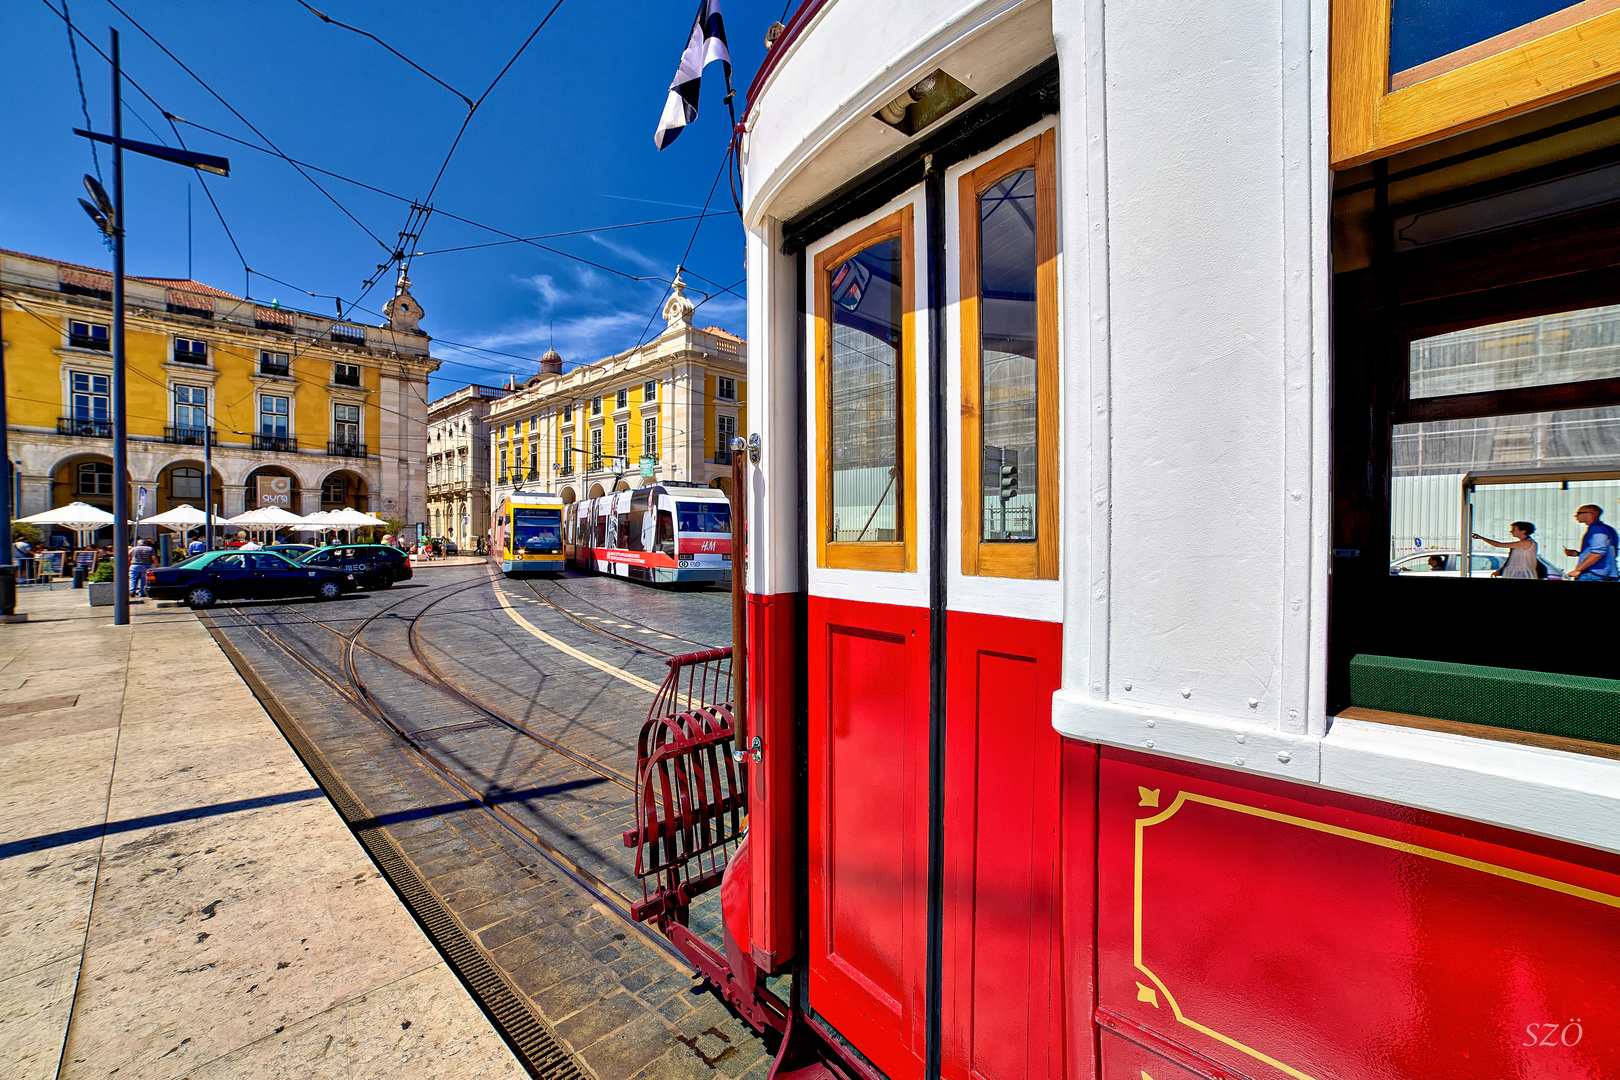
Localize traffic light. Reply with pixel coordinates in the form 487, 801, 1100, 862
1000, 463, 1019, 500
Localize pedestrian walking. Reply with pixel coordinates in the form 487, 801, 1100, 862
1564, 505, 1618, 581
129, 537, 157, 597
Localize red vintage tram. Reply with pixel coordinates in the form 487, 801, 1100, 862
627, 3, 1620, 1080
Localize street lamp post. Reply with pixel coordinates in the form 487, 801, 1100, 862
74, 27, 228, 626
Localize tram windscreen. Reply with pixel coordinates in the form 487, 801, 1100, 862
513, 507, 562, 553
676, 502, 729, 535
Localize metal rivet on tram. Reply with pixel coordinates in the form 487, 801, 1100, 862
1248, 697, 1260, 709
1180, 688, 1191, 699
1145, 719, 1155, 728
1277, 750, 1292, 764
1235, 733, 1245, 744
1144, 740, 1154, 749
1122, 679, 1132, 691
1235, 757, 1245, 766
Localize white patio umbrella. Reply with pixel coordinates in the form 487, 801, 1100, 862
15, 501, 118, 553
306, 507, 389, 528
16, 501, 116, 529
226, 506, 309, 527
138, 504, 209, 531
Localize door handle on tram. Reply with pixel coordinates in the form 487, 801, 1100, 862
732, 735, 762, 764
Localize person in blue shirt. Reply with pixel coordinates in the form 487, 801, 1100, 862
1564, 504, 1618, 581
186, 533, 208, 556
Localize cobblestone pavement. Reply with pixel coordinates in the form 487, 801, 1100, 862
206, 564, 771, 1080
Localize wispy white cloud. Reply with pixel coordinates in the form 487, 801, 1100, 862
588, 233, 668, 277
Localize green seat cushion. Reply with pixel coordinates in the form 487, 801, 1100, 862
1348, 654, 1620, 745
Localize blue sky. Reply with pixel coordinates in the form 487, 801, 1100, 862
2, 0, 788, 397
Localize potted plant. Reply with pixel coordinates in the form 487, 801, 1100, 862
86, 557, 117, 607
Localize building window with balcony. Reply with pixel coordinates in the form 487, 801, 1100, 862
78, 461, 113, 496
174, 337, 208, 364
171, 385, 209, 444
260, 350, 290, 376
560, 435, 574, 476
644, 416, 658, 462
717, 376, 736, 401
256, 394, 292, 452
616, 388, 629, 411
334, 362, 360, 386
172, 467, 204, 501
590, 427, 603, 470
499, 448, 508, 483
592, 396, 602, 417
332, 404, 362, 456
615, 422, 629, 463
322, 476, 346, 504
528, 441, 538, 479
643, 380, 657, 402
70, 374, 110, 427
69, 320, 109, 351
717, 414, 736, 463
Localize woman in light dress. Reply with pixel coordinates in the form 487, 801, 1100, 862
1472, 521, 1539, 578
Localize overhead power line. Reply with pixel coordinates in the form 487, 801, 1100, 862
292, 0, 473, 108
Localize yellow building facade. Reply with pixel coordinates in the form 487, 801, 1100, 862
481, 277, 746, 523
0, 250, 439, 530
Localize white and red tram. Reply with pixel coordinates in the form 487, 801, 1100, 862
567, 483, 732, 585
628, 3, 1620, 1080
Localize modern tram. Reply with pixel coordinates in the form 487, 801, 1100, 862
566, 483, 732, 585
623, 3, 1620, 1080
489, 491, 564, 574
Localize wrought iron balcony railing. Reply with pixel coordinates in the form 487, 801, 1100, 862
327, 440, 366, 458
253, 433, 297, 452
164, 426, 216, 446
58, 416, 111, 438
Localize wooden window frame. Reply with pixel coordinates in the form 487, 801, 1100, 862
1331, 0, 1620, 168
813, 205, 917, 573
959, 130, 1059, 580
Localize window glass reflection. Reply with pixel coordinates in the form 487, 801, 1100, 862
979, 169, 1038, 542
829, 238, 901, 543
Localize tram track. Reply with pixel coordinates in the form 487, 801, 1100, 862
218, 570, 718, 972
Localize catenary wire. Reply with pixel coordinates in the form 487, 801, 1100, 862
60, 0, 102, 184
291, 0, 472, 108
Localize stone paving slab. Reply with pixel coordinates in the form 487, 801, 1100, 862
0, 584, 523, 1080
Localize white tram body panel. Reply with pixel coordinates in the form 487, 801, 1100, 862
723, 2, 1620, 1080
569, 484, 732, 585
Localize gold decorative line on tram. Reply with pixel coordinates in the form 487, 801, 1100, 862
1133, 790, 1620, 1080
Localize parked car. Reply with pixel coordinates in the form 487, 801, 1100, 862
429, 537, 459, 556
266, 543, 316, 559
147, 550, 356, 608
298, 543, 414, 589
1389, 549, 1564, 578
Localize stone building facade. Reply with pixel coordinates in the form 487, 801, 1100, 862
424, 384, 507, 549
485, 275, 747, 511
0, 250, 439, 531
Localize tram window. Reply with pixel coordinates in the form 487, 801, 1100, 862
676, 502, 729, 534
655, 509, 675, 554
814, 205, 915, 572
512, 509, 561, 553
960, 130, 1058, 579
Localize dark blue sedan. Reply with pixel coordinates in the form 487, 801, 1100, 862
146, 550, 357, 609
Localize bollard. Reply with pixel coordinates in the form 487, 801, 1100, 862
159, 533, 172, 567
0, 564, 22, 622
74, 567, 87, 589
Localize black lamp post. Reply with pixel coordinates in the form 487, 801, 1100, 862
74, 27, 228, 626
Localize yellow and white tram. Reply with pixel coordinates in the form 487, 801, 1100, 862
490, 490, 564, 574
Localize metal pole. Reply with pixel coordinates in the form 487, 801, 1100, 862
0, 287, 16, 621
110, 27, 129, 626
203, 419, 213, 549
730, 439, 746, 746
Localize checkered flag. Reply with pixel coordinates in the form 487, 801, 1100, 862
653, 0, 731, 150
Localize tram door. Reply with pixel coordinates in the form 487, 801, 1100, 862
803, 125, 1070, 1080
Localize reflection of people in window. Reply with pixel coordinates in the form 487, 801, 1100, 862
1472, 522, 1538, 578
1565, 505, 1619, 581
